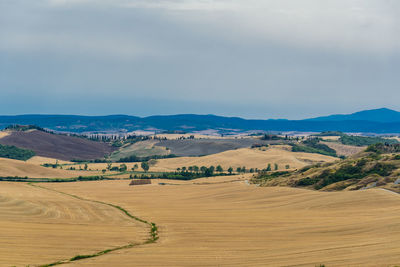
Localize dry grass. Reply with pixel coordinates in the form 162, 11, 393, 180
320, 136, 341, 141
40, 179, 400, 267
27, 156, 72, 165
0, 158, 96, 178
321, 141, 366, 157
0, 182, 148, 266
150, 147, 337, 172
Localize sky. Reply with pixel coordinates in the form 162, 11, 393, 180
1, 0, 400, 119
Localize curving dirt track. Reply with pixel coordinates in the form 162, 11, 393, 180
0, 182, 148, 267
46, 179, 400, 267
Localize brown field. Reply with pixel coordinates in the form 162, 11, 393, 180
0, 130, 116, 161
31, 179, 400, 267
0, 182, 148, 267
0, 158, 95, 178
150, 147, 337, 172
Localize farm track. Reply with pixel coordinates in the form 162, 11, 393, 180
27, 183, 159, 267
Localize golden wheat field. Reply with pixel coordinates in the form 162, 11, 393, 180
150, 147, 337, 172
0, 158, 96, 178
30, 179, 400, 267
0, 182, 148, 267
78, 147, 336, 173
27, 156, 72, 165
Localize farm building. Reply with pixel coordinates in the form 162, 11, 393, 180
129, 179, 152, 186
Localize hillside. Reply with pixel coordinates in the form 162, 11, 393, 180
253, 143, 400, 192
155, 138, 271, 156
44, 180, 400, 266
1, 108, 400, 133
151, 146, 337, 172
0, 157, 92, 178
308, 108, 400, 123
0, 129, 116, 161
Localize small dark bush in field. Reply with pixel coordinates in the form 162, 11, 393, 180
296, 177, 319, 186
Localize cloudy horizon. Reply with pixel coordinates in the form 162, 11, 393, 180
1, 0, 399, 119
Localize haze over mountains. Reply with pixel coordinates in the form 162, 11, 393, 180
0, 108, 399, 134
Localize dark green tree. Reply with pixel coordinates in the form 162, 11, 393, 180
216, 165, 223, 173
141, 161, 149, 172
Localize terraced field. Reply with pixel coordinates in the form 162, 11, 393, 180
45, 179, 400, 267
0, 182, 149, 267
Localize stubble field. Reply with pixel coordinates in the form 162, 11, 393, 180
36, 179, 400, 267
0, 182, 148, 267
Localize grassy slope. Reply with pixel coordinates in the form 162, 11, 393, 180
253, 148, 400, 192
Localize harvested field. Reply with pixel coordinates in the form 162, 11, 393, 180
0, 157, 94, 178
154, 138, 271, 156
320, 136, 341, 141
151, 147, 337, 172
82, 147, 336, 173
321, 141, 365, 157
0, 130, 116, 161
43, 179, 400, 267
27, 156, 72, 165
0, 182, 148, 267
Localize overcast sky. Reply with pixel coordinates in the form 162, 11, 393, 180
1, 0, 399, 119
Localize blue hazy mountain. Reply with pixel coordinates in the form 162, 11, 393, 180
308, 108, 400, 123
0, 108, 400, 133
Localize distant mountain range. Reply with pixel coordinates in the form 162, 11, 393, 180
1, 108, 400, 134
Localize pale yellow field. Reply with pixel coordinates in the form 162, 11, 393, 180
150, 147, 337, 172
27, 156, 72, 165
320, 136, 341, 141
0, 182, 148, 267
35, 179, 400, 267
0, 131, 9, 139
0, 158, 96, 178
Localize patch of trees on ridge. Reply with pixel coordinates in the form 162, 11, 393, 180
0, 144, 35, 161
290, 138, 337, 157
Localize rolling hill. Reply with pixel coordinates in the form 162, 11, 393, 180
308, 108, 400, 123
0, 129, 116, 161
1, 108, 400, 133
253, 143, 400, 192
